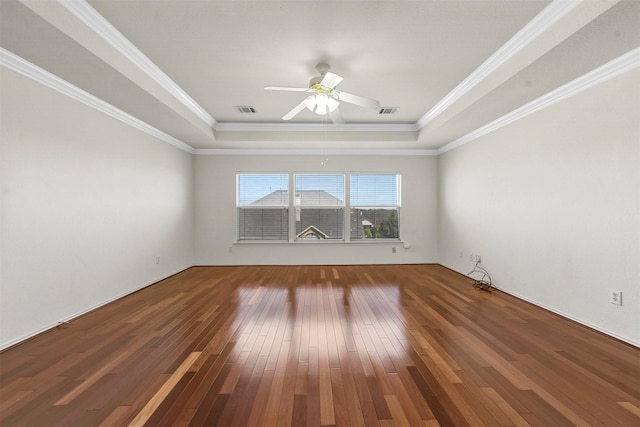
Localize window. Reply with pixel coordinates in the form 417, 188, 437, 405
235, 172, 401, 242
294, 174, 344, 240
237, 173, 289, 240
350, 174, 400, 240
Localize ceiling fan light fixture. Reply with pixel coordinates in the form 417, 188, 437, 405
316, 93, 329, 108
303, 94, 338, 116
315, 103, 328, 115
327, 96, 339, 112
304, 95, 316, 111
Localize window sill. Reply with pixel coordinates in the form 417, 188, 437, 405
234, 239, 403, 246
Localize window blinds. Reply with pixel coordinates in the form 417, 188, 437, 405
237, 173, 289, 241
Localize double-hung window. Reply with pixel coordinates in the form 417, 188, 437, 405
350, 173, 401, 240
294, 174, 345, 240
237, 173, 289, 241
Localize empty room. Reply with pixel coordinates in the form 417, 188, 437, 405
1, 0, 639, 426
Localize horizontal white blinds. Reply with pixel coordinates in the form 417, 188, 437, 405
350, 174, 400, 207
350, 174, 400, 240
236, 173, 401, 241
294, 174, 344, 240
237, 173, 289, 240
238, 173, 289, 206
294, 174, 344, 206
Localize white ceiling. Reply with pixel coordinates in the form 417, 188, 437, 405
1, 0, 638, 151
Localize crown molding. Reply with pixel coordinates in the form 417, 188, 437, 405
437, 47, 640, 155
1, 48, 195, 154
215, 122, 420, 133
58, 0, 216, 129
194, 148, 438, 156
417, 0, 581, 129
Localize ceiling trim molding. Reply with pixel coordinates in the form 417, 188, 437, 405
215, 122, 420, 132
0, 48, 195, 154
437, 47, 640, 155
417, 0, 581, 129
58, 0, 217, 129
194, 148, 438, 156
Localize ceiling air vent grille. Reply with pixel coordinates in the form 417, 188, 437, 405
235, 106, 257, 114
378, 107, 398, 115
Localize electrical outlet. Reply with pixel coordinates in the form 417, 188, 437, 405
609, 289, 622, 306
156, 256, 160, 264
228, 245, 233, 253
476, 255, 481, 263
392, 247, 397, 253
469, 253, 475, 261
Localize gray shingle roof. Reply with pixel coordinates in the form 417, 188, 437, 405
251, 190, 343, 206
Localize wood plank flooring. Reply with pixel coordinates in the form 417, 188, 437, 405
1, 264, 638, 426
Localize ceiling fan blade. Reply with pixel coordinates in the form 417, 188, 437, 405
265, 86, 310, 92
337, 91, 381, 111
319, 72, 343, 89
329, 108, 345, 125
282, 99, 308, 120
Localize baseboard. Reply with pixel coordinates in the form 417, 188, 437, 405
0, 266, 191, 352
493, 285, 640, 348
440, 263, 639, 348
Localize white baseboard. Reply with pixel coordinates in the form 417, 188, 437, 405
443, 261, 639, 348
492, 284, 639, 348
439, 262, 639, 348
0, 267, 189, 352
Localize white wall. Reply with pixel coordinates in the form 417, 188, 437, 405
0, 68, 194, 349
194, 154, 438, 265
438, 69, 640, 345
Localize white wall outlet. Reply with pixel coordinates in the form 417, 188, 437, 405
156, 256, 160, 264
392, 247, 397, 253
228, 245, 233, 252
609, 289, 622, 306
469, 253, 475, 261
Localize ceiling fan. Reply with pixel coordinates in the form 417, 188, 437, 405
265, 63, 381, 124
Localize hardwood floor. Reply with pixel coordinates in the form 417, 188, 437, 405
1, 265, 638, 426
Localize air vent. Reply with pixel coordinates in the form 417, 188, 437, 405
378, 107, 398, 115
235, 106, 257, 114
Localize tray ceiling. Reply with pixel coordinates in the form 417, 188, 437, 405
1, 0, 638, 151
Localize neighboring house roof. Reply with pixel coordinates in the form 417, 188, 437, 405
250, 189, 288, 206
295, 190, 343, 206
296, 225, 329, 240
251, 190, 343, 206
